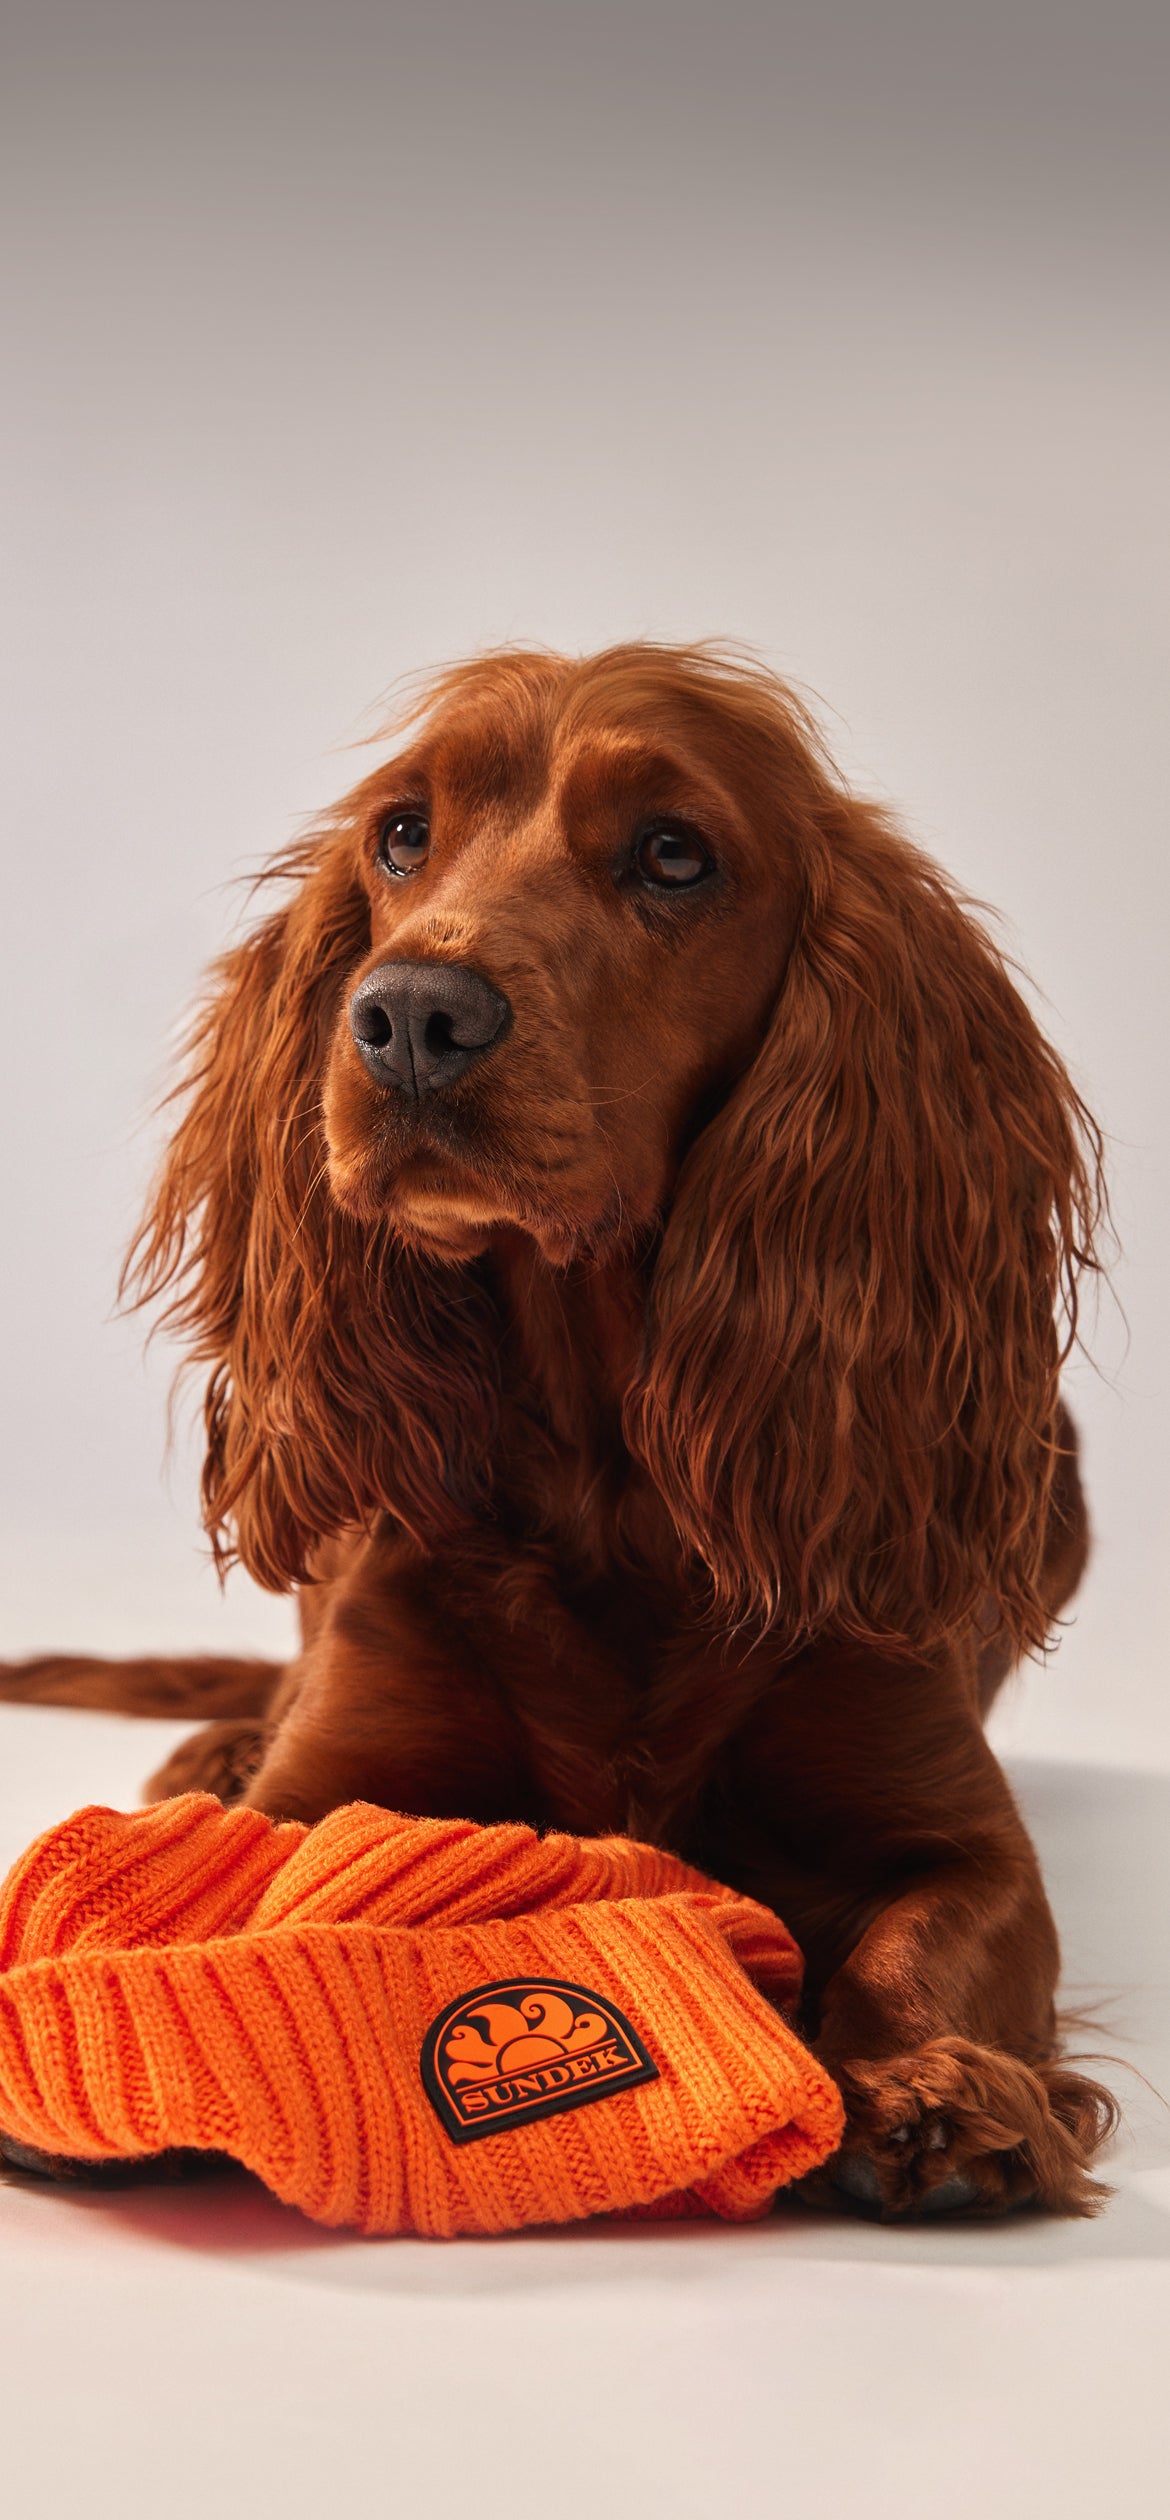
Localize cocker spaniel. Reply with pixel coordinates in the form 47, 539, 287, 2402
1, 644, 1116, 2216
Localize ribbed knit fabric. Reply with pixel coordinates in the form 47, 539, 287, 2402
0, 1797, 843, 2236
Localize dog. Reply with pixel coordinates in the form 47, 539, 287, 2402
0, 643, 1117, 2215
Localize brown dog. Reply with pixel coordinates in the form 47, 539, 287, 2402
1, 645, 1116, 2215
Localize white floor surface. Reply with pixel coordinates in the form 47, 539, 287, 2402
1, 1703, 1167, 2520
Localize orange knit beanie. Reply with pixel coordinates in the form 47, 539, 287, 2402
0, 1796, 843, 2236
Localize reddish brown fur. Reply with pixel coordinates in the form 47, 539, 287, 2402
0, 645, 1117, 2215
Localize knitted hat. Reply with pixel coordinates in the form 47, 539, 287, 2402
0, 1797, 843, 2237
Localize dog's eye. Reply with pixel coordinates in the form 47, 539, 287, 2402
378, 813, 431, 877
635, 824, 712, 888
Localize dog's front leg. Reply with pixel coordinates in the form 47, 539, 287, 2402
238, 1531, 529, 1827
726, 1648, 1116, 2217
810, 1853, 1115, 2218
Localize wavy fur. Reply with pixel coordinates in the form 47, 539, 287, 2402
126, 646, 1103, 1651
123, 826, 502, 1589
633, 791, 1104, 1655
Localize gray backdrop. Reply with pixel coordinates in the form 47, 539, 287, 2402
2, 0, 1165, 1764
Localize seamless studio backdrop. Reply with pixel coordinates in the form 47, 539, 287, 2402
1, 0, 1166, 1774
2, 12, 1170, 2516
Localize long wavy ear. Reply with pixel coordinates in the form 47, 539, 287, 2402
628, 798, 1105, 1659
123, 829, 499, 1592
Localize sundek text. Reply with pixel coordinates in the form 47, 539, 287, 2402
453, 2040, 634, 2117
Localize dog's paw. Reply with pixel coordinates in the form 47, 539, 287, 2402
802, 2038, 1117, 2220
145, 1719, 265, 1806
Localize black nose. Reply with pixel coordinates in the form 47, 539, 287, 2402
349, 959, 511, 1097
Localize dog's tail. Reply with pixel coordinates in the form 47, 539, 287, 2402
0, 1655, 282, 1720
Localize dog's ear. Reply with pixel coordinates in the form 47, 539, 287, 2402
125, 830, 498, 1591
629, 799, 1104, 1658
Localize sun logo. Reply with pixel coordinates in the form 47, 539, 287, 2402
420, 1977, 659, 2144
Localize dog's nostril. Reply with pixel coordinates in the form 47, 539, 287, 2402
423, 1010, 457, 1059
352, 1003, 393, 1049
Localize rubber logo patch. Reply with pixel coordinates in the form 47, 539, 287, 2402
420, 1976, 660, 2144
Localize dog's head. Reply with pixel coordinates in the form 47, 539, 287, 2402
130, 645, 1104, 1657
322, 648, 806, 1263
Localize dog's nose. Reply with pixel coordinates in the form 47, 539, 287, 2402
349, 960, 511, 1097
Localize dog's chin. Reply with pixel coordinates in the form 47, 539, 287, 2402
384, 1174, 509, 1262
328, 1138, 631, 1267
326, 1142, 498, 1255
